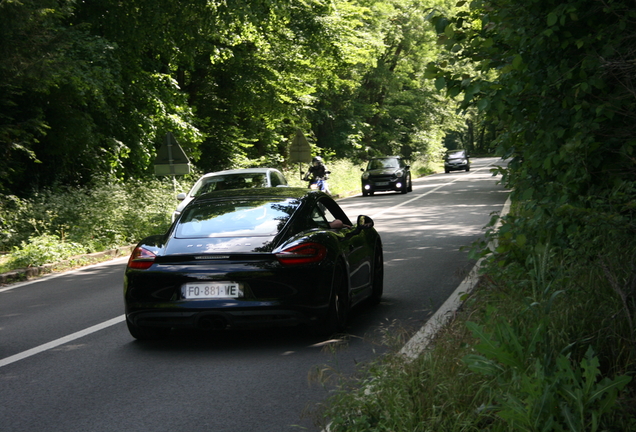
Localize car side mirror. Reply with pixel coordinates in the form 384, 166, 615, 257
177, 193, 186, 201
357, 215, 374, 228
405, 165, 410, 169
360, 168, 365, 172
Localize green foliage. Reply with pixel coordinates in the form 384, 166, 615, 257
3, 155, 419, 268
1, 0, 460, 196
0, 177, 179, 259
8, 234, 85, 268
321, 241, 636, 431
312, 0, 461, 160
465, 326, 631, 432
425, 0, 636, 257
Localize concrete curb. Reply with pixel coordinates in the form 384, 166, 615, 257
399, 194, 512, 360
0, 245, 135, 285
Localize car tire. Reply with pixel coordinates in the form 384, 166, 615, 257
317, 262, 350, 336
126, 319, 169, 341
407, 176, 413, 192
466, 166, 470, 172
400, 181, 408, 194
362, 189, 368, 197
369, 244, 384, 305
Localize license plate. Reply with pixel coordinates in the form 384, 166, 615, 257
375, 181, 389, 186
182, 282, 242, 299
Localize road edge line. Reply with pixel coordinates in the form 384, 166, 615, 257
399, 194, 511, 360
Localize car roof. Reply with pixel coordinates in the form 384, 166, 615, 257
189, 187, 324, 204
198, 168, 281, 178
371, 156, 401, 159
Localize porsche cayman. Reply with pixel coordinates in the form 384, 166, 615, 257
124, 187, 383, 340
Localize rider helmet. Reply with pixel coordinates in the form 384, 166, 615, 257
312, 156, 323, 165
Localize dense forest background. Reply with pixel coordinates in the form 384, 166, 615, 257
0, 0, 488, 197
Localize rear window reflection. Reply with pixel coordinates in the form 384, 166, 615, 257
176, 198, 300, 238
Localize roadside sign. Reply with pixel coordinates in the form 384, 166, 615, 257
289, 130, 312, 180
289, 129, 312, 163
154, 132, 191, 176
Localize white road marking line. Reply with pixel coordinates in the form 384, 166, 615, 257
399, 258, 484, 359
0, 315, 125, 368
399, 195, 512, 360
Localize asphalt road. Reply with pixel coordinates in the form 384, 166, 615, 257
0, 157, 508, 432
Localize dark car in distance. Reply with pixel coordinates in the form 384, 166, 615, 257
124, 187, 383, 340
444, 149, 470, 173
361, 156, 412, 196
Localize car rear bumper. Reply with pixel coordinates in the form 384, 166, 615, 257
126, 301, 326, 330
127, 309, 312, 331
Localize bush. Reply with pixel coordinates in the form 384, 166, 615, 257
0, 177, 183, 267
320, 236, 636, 431
8, 234, 86, 268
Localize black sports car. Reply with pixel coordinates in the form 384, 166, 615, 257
124, 187, 383, 340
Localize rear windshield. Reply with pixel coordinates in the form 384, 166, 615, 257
176, 198, 300, 238
191, 174, 268, 196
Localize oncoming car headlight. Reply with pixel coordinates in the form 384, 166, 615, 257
362, 172, 370, 180
395, 170, 404, 178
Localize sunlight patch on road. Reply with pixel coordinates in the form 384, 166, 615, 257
369, 166, 496, 220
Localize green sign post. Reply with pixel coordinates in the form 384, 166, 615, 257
289, 129, 312, 180
154, 132, 191, 176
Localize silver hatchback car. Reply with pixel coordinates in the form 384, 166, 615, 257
172, 168, 288, 221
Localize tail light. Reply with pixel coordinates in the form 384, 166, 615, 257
127, 246, 157, 270
275, 242, 327, 266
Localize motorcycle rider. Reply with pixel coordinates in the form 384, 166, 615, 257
303, 156, 330, 193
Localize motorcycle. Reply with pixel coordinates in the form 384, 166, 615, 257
304, 171, 331, 194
